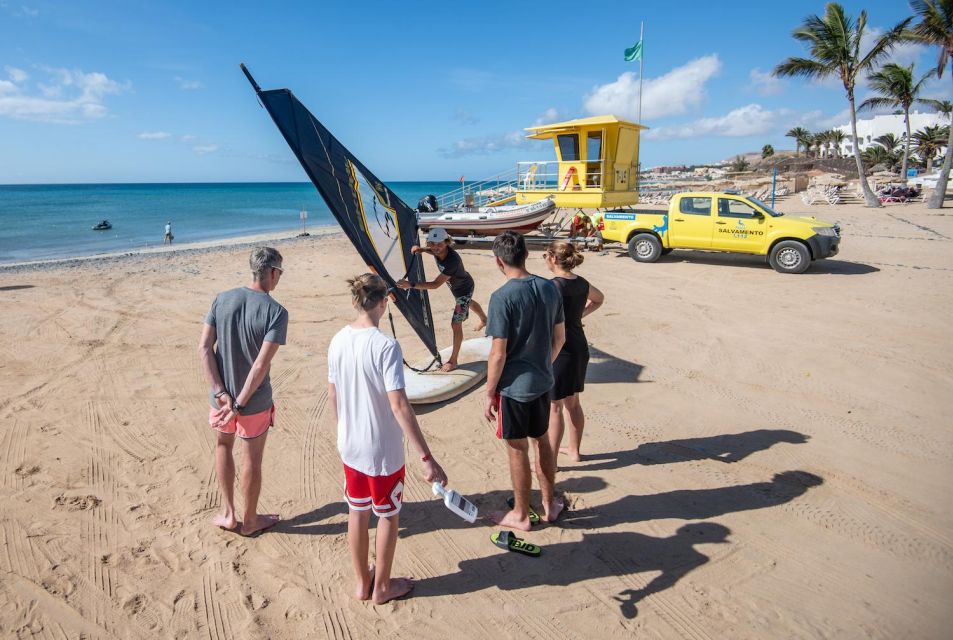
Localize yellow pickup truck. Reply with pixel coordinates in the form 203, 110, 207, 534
597, 191, 841, 274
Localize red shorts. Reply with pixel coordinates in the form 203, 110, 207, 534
343, 464, 405, 518
209, 405, 274, 439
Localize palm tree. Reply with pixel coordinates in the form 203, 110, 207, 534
875, 132, 902, 154
805, 132, 821, 158
786, 127, 810, 157
920, 98, 953, 166
731, 156, 751, 172
860, 63, 935, 182
913, 124, 950, 171
829, 129, 847, 157
762, 144, 775, 159
906, 0, 953, 207
862, 144, 895, 169
774, 3, 911, 207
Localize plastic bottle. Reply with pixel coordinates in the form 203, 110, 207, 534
432, 482, 478, 523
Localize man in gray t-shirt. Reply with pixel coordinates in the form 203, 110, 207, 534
198, 247, 288, 537
484, 231, 565, 533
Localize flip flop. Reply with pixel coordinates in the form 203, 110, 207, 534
491, 531, 541, 557
505, 496, 540, 525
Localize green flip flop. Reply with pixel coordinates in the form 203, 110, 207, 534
505, 496, 541, 525
491, 531, 541, 557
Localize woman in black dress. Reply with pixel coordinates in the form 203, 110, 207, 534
543, 241, 604, 463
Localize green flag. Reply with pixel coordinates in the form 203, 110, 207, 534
624, 40, 642, 62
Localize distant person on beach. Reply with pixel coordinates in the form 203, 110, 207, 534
542, 241, 604, 463
164, 220, 173, 245
329, 273, 448, 603
396, 227, 488, 372
198, 246, 287, 537
484, 230, 566, 530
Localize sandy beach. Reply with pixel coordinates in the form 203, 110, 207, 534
1, 197, 951, 639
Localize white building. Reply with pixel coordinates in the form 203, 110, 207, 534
834, 110, 947, 156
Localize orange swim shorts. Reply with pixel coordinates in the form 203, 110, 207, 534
208, 405, 275, 439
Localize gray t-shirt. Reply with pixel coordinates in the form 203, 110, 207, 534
204, 287, 289, 414
486, 275, 564, 402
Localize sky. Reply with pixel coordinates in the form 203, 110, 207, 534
0, 0, 949, 184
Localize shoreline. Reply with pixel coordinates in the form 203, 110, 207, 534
0, 224, 341, 273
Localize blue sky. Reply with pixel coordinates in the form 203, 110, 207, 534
0, 0, 948, 183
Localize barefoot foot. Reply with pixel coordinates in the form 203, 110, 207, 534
543, 497, 565, 523
372, 577, 414, 604
543, 498, 566, 522
354, 565, 375, 601
440, 360, 458, 372
559, 447, 581, 463
212, 513, 238, 530
488, 509, 532, 532
239, 513, 280, 537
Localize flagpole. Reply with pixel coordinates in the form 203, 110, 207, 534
637, 21, 644, 124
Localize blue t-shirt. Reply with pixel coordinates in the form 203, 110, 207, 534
485, 275, 564, 401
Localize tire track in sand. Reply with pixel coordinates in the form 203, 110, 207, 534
1, 419, 28, 491
301, 391, 332, 504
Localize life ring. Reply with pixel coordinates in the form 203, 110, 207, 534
560, 166, 577, 191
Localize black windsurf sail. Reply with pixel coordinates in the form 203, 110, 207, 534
241, 64, 439, 363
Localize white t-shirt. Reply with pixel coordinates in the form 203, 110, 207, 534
327, 325, 406, 476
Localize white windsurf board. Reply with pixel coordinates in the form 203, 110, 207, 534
405, 337, 492, 404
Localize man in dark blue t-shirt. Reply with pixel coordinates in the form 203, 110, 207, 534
484, 231, 565, 531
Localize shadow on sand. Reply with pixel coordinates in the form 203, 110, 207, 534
569, 428, 809, 472
656, 251, 879, 275
410, 470, 822, 618
282, 429, 820, 619
585, 346, 644, 384
0, 284, 35, 291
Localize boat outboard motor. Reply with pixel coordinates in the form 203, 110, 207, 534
416, 195, 438, 213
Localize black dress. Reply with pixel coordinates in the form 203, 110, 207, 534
550, 276, 590, 401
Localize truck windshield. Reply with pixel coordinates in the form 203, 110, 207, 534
747, 197, 784, 217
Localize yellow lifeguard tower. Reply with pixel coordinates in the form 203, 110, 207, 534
515, 115, 645, 209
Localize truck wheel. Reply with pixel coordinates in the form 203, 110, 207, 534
627, 233, 662, 263
769, 241, 811, 274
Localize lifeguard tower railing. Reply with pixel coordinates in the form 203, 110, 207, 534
436, 168, 519, 211
517, 160, 608, 191
436, 160, 611, 211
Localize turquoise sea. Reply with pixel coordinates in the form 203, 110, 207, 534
0, 181, 457, 264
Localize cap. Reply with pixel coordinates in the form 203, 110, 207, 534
426, 227, 450, 243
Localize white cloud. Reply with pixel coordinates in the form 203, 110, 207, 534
863, 27, 925, 69
750, 68, 783, 96
0, 79, 16, 94
193, 144, 218, 155
532, 107, 560, 126
584, 55, 721, 121
180, 134, 196, 141
6, 66, 27, 83
0, 66, 128, 123
138, 131, 171, 140
645, 104, 786, 140
174, 76, 205, 90
440, 107, 558, 158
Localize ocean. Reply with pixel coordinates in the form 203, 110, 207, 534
0, 181, 458, 264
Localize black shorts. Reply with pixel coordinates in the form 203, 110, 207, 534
495, 393, 549, 440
